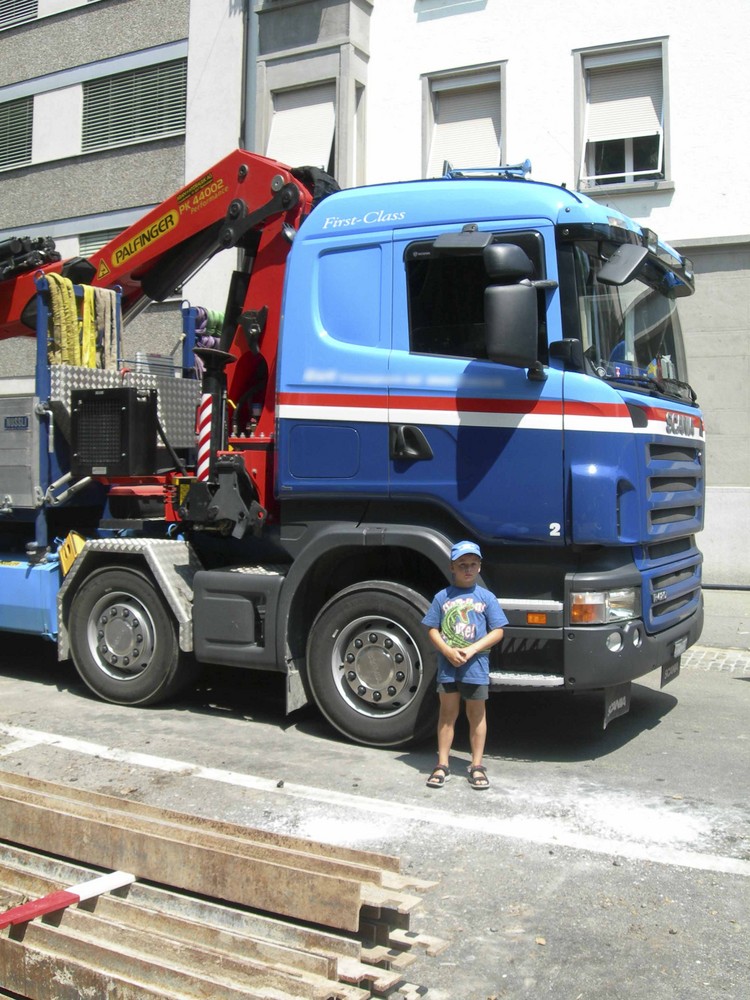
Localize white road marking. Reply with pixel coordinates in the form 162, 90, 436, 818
1, 722, 748, 878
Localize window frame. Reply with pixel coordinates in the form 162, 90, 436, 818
404, 229, 546, 362
575, 38, 672, 195
422, 62, 506, 178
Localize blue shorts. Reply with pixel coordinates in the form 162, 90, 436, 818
437, 681, 489, 701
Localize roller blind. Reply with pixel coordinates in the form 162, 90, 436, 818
0, 96, 32, 170
266, 84, 336, 169
82, 59, 187, 153
427, 82, 501, 176
79, 228, 122, 256
586, 61, 663, 143
0, 0, 37, 30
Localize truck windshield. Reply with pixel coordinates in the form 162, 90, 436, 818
560, 240, 695, 403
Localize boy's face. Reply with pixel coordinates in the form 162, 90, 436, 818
452, 554, 481, 587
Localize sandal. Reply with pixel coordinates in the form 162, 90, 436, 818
426, 764, 450, 788
467, 765, 490, 790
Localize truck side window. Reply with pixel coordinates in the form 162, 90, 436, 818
405, 231, 544, 360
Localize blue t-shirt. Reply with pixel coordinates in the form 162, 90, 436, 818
422, 584, 508, 684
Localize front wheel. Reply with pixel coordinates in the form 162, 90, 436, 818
68, 566, 186, 706
306, 581, 438, 747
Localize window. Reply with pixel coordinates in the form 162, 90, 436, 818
0, 96, 32, 170
578, 42, 667, 189
265, 84, 336, 172
406, 231, 544, 359
78, 228, 121, 256
425, 67, 503, 177
82, 59, 187, 154
0, 0, 36, 29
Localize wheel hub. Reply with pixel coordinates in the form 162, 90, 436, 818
88, 595, 154, 678
98, 605, 144, 670
340, 625, 415, 707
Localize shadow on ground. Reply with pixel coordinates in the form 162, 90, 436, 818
0, 633, 678, 765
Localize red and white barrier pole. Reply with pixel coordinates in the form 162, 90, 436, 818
196, 392, 213, 481
193, 347, 235, 483
0, 870, 135, 929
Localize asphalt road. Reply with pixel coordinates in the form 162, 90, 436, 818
0, 637, 748, 1000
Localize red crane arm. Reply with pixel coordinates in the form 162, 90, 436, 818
0, 150, 313, 340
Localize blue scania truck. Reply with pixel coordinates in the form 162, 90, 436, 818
0, 151, 703, 745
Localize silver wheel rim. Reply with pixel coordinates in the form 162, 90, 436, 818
85, 589, 157, 682
329, 613, 423, 718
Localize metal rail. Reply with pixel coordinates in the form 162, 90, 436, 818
0, 773, 445, 999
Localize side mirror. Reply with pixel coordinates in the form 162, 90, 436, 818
483, 243, 535, 281
485, 282, 539, 368
597, 243, 648, 286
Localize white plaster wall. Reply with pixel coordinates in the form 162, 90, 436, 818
32, 86, 82, 164
367, 0, 750, 243
182, 0, 246, 313
703, 487, 750, 587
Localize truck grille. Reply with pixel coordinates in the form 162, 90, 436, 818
636, 537, 703, 635
645, 441, 704, 539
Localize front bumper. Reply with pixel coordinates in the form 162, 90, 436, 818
561, 598, 704, 690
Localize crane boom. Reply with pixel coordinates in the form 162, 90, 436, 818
0, 150, 314, 342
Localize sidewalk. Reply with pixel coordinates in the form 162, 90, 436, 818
682, 643, 750, 675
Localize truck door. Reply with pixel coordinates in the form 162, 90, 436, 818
277, 232, 392, 497
388, 225, 566, 543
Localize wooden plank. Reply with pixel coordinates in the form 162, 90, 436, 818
0, 795, 365, 931
0, 771, 401, 872
0, 934, 318, 1000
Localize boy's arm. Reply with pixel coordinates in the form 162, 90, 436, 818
461, 626, 504, 663
427, 627, 467, 668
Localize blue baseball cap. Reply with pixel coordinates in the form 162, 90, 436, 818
450, 540, 482, 562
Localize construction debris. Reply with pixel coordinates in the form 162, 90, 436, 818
0, 773, 446, 999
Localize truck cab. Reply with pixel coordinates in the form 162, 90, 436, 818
273, 167, 702, 738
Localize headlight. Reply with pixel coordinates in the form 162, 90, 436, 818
570, 587, 638, 625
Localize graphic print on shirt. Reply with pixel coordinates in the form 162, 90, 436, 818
441, 597, 487, 648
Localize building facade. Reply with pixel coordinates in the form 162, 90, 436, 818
1, 0, 747, 644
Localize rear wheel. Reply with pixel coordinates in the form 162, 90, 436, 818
68, 566, 186, 706
306, 581, 438, 747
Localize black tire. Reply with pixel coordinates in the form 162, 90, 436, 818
306, 581, 438, 747
68, 566, 185, 706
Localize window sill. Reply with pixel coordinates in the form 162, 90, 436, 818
578, 179, 675, 199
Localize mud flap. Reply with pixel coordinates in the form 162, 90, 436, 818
661, 657, 681, 687
603, 681, 631, 729
286, 659, 310, 713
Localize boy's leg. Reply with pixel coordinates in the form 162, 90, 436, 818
437, 691, 461, 766
464, 697, 487, 769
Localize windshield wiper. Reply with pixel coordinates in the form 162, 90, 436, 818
660, 377, 697, 402
601, 372, 664, 392
601, 372, 697, 402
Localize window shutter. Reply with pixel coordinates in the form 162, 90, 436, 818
427, 82, 501, 176
0, 96, 32, 170
266, 84, 336, 170
82, 59, 187, 153
0, 0, 37, 30
79, 228, 121, 257
586, 61, 663, 143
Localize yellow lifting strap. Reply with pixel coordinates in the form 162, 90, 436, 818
45, 273, 100, 369
45, 272, 78, 365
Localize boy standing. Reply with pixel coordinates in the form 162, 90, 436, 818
422, 541, 507, 790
